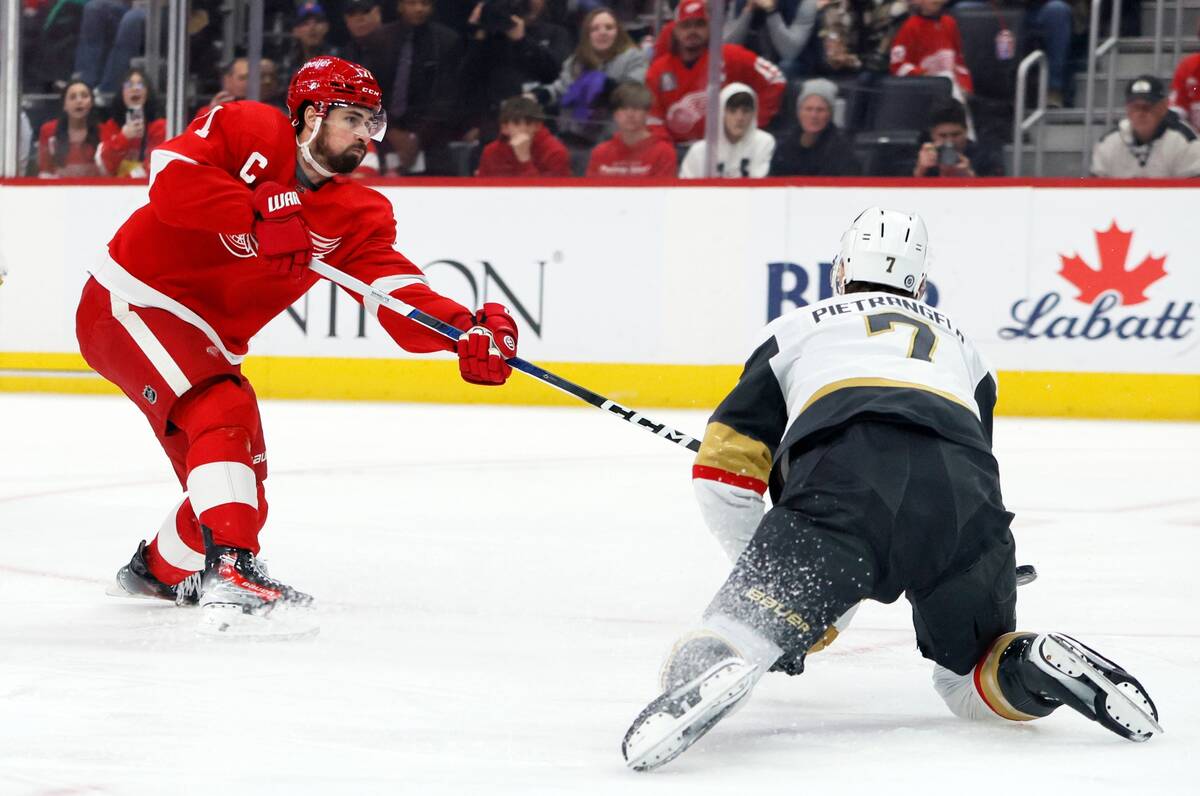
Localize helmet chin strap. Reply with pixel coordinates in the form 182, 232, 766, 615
299, 116, 335, 180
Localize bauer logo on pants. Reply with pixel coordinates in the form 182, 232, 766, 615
744, 587, 811, 632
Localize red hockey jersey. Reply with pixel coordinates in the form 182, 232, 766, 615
93, 101, 471, 363
645, 44, 785, 143
889, 13, 973, 95
1170, 53, 1200, 131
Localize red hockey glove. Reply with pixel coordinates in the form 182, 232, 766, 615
457, 303, 518, 386
251, 181, 311, 278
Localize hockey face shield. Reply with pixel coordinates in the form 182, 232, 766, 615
325, 102, 387, 142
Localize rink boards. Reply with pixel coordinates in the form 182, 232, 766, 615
0, 180, 1196, 419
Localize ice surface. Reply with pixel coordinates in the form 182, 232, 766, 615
0, 394, 1195, 794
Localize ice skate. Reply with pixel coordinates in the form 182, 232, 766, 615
197, 546, 317, 639
1022, 633, 1161, 741
622, 634, 758, 771
106, 540, 201, 606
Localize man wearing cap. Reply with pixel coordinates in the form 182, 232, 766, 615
279, 2, 342, 80
1091, 75, 1200, 179
770, 78, 860, 176
645, 0, 786, 144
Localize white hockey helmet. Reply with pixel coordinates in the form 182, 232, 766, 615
831, 207, 929, 298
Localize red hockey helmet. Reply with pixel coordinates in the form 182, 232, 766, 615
287, 56, 386, 141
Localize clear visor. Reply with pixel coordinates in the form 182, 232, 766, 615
327, 103, 388, 142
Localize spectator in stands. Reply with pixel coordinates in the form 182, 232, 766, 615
95, 68, 165, 178
345, 0, 386, 43
38, 80, 103, 178
355, 0, 463, 174
818, 0, 909, 74
952, 0, 1072, 107
532, 8, 648, 144
911, 97, 1003, 176
279, 2, 342, 80
646, 0, 785, 144
459, 0, 571, 139
890, 0, 973, 103
1168, 21, 1200, 130
207, 57, 281, 109
476, 95, 571, 176
586, 81, 678, 176
770, 78, 861, 175
74, 0, 137, 95
725, 0, 820, 78
1092, 75, 1200, 178
679, 82, 776, 177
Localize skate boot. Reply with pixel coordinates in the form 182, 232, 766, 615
107, 540, 201, 606
622, 634, 759, 771
998, 632, 1161, 741
197, 546, 316, 639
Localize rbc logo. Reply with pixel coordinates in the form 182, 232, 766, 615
767, 262, 940, 321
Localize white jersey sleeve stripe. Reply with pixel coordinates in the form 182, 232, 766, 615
364, 274, 430, 318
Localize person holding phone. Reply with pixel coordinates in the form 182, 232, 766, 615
97, 68, 167, 177
912, 98, 1003, 178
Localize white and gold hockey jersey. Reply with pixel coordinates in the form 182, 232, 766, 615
692, 291, 998, 560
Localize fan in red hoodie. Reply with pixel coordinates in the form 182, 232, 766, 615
889, 0, 973, 97
587, 82, 678, 177
645, 0, 785, 144
476, 96, 571, 177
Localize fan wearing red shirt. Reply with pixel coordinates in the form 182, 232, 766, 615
587, 82, 678, 177
645, 0, 785, 144
77, 57, 519, 637
1169, 28, 1200, 131
476, 96, 571, 177
889, 0, 973, 97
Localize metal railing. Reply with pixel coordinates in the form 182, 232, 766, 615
1082, 0, 1122, 176
1, 0, 20, 177
1012, 50, 1048, 177
1151, 0, 1192, 75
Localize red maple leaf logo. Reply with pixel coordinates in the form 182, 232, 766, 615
1058, 221, 1167, 306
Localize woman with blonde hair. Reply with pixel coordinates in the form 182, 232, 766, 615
532, 7, 648, 143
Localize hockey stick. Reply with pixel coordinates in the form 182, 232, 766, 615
308, 258, 702, 453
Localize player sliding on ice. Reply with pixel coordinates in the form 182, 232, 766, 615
621, 208, 1161, 771
76, 57, 519, 637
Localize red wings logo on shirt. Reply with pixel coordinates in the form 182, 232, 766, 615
217, 230, 342, 260
667, 90, 709, 135
219, 233, 259, 259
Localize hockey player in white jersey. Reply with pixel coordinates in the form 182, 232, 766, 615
621, 208, 1161, 771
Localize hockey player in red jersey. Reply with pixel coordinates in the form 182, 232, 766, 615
76, 56, 519, 636
645, 0, 785, 144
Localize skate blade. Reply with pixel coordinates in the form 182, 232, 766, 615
624, 662, 758, 772
196, 603, 319, 640
1044, 634, 1163, 739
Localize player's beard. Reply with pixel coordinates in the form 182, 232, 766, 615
316, 126, 367, 175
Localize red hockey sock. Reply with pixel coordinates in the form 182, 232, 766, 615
144, 498, 205, 585
185, 426, 261, 553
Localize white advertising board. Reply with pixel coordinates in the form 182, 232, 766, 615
1, 184, 1196, 376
